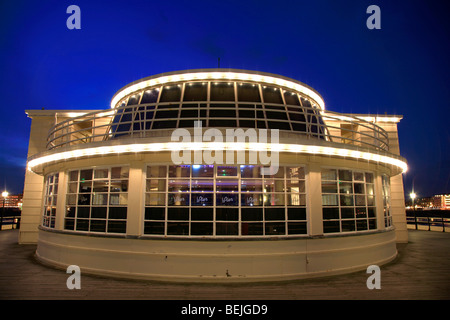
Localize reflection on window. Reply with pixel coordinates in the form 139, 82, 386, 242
321, 168, 376, 233
159, 85, 181, 102
144, 165, 307, 237
382, 175, 392, 228
65, 167, 128, 234
42, 173, 59, 229
237, 83, 261, 102
210, 82, 235, 101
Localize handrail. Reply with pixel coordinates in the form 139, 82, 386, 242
46, 103, 390, 152
406, 210, 449, 232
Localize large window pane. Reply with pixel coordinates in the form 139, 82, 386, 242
216, 193, 239, 206
169, 165, 191, 178
159, 85, 181, 102
217, 166, 238, 176
183, 82, 207, 101
210, 82, 235, 101
191, 193, 213, 206
216, 179, 238, 192
237, 83, 261, 102
191, 165, 214, 177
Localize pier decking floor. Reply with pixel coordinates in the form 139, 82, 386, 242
0, 229, 449, 300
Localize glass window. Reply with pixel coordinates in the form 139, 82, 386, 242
262, 86, 283, 104
191, 193, 213, 206
240, 165, 261, 178
267, 121, 290, 130
146, 193, 166, 206
265, 111, 288, 120
180, 109, 198, 118
64, 167, 128, 234
144, 165, 307, 237
169, 165, 191, 178
321, 168, 377, 234
167, 222, 189, 235
208, 119, 237, 127
238, 109, 255, 118
183, 82, 207, 101
168, 179, 190, 192
217, 166, 238, 176
191, 208, 213, 221
155, 110, 179, 119
241, 222, 263, 235
209, 109, 235, 118
146, 179, 166, 192
216, 208, 238, 221
241, 193, 263, 206
141, 88, 159, 104
241, 179, 262, 192
147, 166, 167, 178
127, 94, 140, 106
168, 193, 189, 206
145, 207, 165, 220
191, 223, 213, 235
168, 208, 189, 220
210, 82, 235, 101
216, 223, 238, 236
191, 179, 213, 192
216, 179, 238, 192
284, 91, 301, 106
237, 83, 261, 102
42, 173, 59, 229
159, 85, 181, 102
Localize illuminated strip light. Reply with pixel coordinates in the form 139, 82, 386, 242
27, 142, 407, 173
111, 72, 325, 110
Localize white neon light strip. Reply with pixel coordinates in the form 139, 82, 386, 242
27, 142, 407, 173
111, 72, 325, 110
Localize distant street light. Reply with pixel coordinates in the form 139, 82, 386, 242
1, 191, 8, 231
410, 192, 417, 230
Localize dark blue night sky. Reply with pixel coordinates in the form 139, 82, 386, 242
0, 0, 449, 198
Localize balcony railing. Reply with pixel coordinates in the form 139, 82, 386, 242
46, 104, 390, 152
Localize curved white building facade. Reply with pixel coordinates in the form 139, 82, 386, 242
21, 69, 408, 282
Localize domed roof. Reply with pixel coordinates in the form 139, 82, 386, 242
110, 69, 327, 138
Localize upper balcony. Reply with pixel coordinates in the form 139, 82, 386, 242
45, 102, 390, 153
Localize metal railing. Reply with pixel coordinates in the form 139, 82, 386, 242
406, 211, 449, 232
0, 216, 21, 230
46, 103, 390, 152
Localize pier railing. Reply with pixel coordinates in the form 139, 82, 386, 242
406, 210, 449, 232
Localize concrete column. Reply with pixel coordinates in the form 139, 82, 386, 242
374, 174, 385, 230
307, 163, 323, 236
126, 161, 145, 236
55, 171, 67, 230
19, 170, 44, 244
390, 174, 408, 243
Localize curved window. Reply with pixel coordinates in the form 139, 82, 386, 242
159, 85, 182, 103
65, 166, 129, 234
144, 165, 307, 237
107, 80, 327, 139
183, 82, 207, 101
42, 173, 59, 229
321, 168, 377, 233
210, 82, 235, 101
237, 83, 261, 102
382, 175, 392, 227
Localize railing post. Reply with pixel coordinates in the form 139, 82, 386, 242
442, 212, 446, 232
